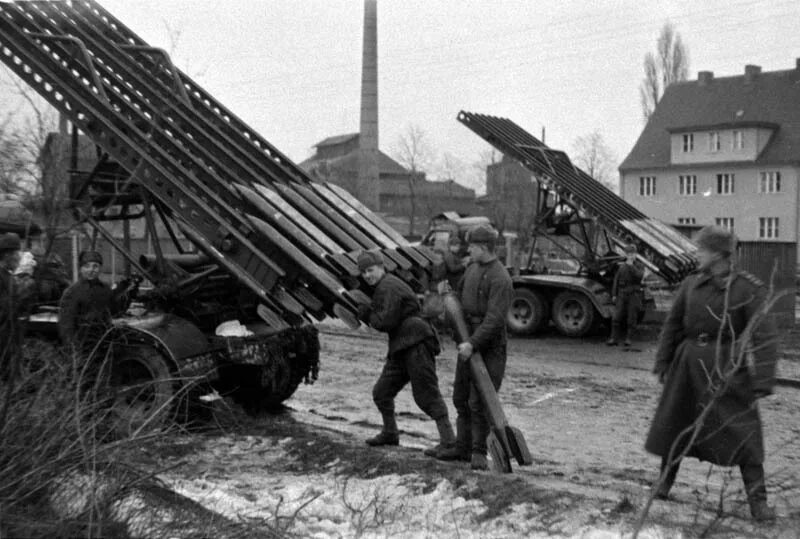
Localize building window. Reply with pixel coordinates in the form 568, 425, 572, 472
759, 217, 779, 239
715, 217, 734, 231
678, 175, 696, 195
732, 130, 744, 150
716, 173, 734, 194
639, 176, 656, 196
708, 132, 720, 152
759, 171, 781, 193
682, 133, 694, 152
677, 217, 696, 224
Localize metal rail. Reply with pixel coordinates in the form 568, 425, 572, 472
0, 0, 433, 329
458, 111, 697, 283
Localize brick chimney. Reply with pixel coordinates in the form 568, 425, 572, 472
744, 64, 761, 82
698, 71, 714, 86
357, 0, 380, 211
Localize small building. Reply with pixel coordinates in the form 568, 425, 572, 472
300, 133, 477, 238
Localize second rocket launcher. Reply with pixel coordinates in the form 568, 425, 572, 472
442, 292, 533, 473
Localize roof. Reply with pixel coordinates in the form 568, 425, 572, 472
313, 133, 359, 148
300, 148, 409, 176
380, 177, 474, 199
620, 63, 800, 171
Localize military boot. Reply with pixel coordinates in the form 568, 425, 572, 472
606, 322, 620, 346
437, 416, 471, 462
624, 327, 634, 347
654, 456, 680, 500
470, 452, 489, 471
741, 463, 776, 522
366, 412, 399, 446
424, 416, 456, 457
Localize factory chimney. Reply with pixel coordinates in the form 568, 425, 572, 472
357, 0, 380, 210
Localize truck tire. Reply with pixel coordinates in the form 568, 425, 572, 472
228, 326, 320, 415
104, 346, 175, 437
507, 288, 549, 335
552, 291, 596, 337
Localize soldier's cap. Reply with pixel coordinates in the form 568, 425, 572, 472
357, 250, 383, 272
78, 250, 103, 266
467, 225, 497, 246
623, 243, 637, 254
0, 232, 21, 252
695, 225, 736, 256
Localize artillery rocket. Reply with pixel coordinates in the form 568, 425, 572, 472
442, 292, 532, 473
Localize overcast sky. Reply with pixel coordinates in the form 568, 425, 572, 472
9, 0, 800, 192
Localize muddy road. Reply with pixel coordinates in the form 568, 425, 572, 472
149, 322, 800, 537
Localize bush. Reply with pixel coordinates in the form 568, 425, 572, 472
0, 340, 149, 538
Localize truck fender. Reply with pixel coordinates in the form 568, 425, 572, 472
99, 314, 217, 381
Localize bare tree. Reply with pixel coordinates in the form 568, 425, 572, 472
640, 22, 689, 122
435, 152, 465, 183
0, 71, 70, 246
571, 130, 618, 192
393, 124, 434, 236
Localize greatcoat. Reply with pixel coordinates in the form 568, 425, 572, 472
645, 268, 777, 466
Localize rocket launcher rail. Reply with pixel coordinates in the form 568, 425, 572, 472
457, 111, 697, 284
0, 0, 433, 328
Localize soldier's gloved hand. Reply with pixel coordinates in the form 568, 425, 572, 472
457, 341, 473, 362
356, 302, 371, 321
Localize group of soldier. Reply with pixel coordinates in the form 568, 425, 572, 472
0, 232, 137, 372
356, 224, 778, 521
1, 220, 780, 522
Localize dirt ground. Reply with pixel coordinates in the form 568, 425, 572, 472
140, 320, 800, 538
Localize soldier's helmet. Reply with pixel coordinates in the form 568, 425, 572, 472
0, 232, 21, 253
695, 225, 736, 256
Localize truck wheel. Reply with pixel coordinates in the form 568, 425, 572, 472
507, 289, 548, 335
552, 291, 596, 337
104, 346, 175, 437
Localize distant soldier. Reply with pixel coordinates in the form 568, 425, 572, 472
606, 243, 644, 347
645, 225, 777, 521
438, 225, 513, 470
0, 233, 24, 379
356, 250, 456, 455
59, 250, 137, 352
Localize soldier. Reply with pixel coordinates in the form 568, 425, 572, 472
356, 250, 456, 455
437, 225, 513, 470
59, 250, 137, 352
606, 243, 644, 346
1, 233, 23, 379
645, 225, 777, 521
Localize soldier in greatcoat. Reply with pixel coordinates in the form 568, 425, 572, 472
606, 243, 645, 346
1, 233, 24, 379
437, 225, 513, 470
645, 225, 778, 521
356, 250, 456, 455
59, 250, 137, 352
